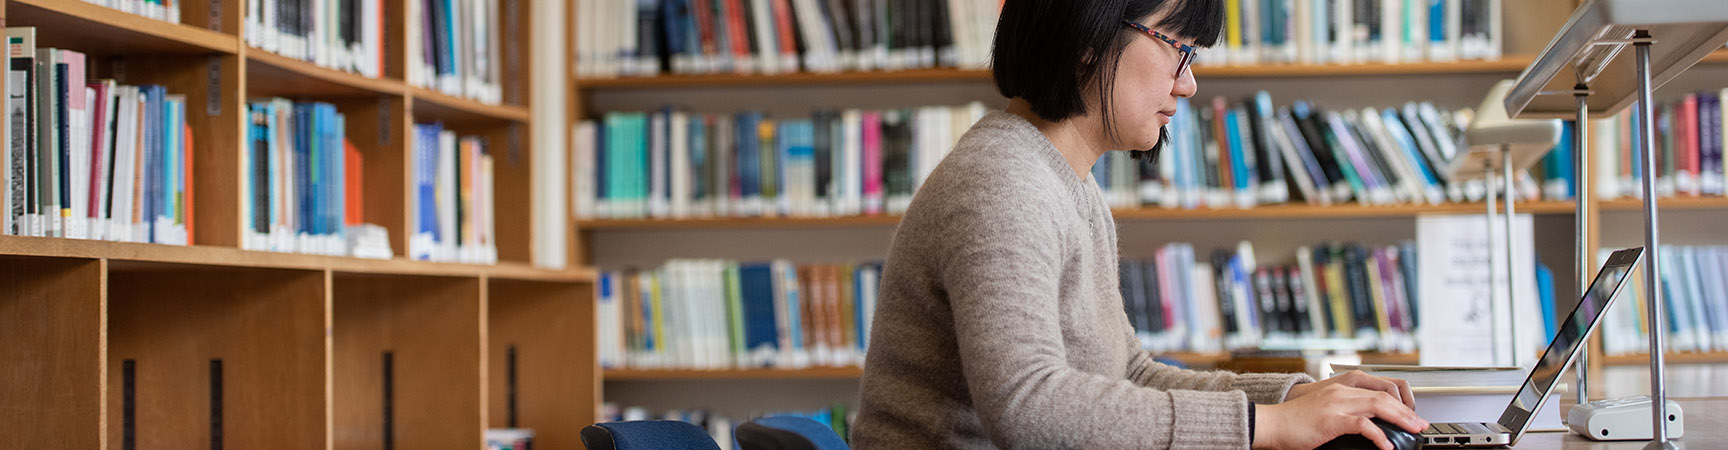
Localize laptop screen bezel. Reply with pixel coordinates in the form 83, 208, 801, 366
1495, 247, 1643, 443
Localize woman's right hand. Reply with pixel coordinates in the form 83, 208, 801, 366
1252, 383, 1428, 450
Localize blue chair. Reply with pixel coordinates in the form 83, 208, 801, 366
734, 416, 850, 450
580, 420, 722, 450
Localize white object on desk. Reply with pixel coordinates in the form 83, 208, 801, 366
1568, 395, 1686, 441
1417, 214, 1543, 367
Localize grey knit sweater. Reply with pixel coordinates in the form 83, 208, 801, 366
852, 111, 1313, 450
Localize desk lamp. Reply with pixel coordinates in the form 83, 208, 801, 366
1504, 0, 1728, 447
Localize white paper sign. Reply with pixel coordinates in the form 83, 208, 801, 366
1418, 214, 1545, 367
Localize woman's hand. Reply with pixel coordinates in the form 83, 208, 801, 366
1253, 383, 1429, 450
1286, 370, 1416, 409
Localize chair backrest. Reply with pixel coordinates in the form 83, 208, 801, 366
734, 416, 850, 450
580, 420, 723, 450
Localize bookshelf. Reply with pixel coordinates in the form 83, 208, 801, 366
575, 201, 1587, 231
605, 367, 868, 381
0, 0, 591, 449
576, 51, 1728, 90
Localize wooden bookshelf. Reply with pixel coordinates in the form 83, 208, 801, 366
409, 87, 535, 124
576, 201, 1581, 231
1600, 197, 1728, 212
244, 47, 407, 97
1600, 352, 1728, 366
1, 0, 592, 447
575, 50, 1728, 90
7, 0, 238, 55
605, 366, 866, 380
0, 235, 590, 282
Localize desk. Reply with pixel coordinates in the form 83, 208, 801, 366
1509, 398, 1726, 449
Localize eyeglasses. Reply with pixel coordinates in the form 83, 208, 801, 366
1121, 20, 1197, 78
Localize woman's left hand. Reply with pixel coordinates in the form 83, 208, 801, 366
1285, 370, 1416, 409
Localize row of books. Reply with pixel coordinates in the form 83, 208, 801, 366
596, 260, 882, 370
407, 0, 505, 104
598, 403, 854, 450
570, 93, 1564, 221
3, 29, 193, 245
1201, 0, 1504, 67
409, 123, 499, 264
576, 0, 1001, 78
1588, 90, 1728, 200
1598, 246, 1728, 356
81, 0, 180, 24
1123, 240, 1559, 354
241, 99, 364, 256
1137, 93, 1554, 210
573, 103, 986, 220
245, 0, 388, 79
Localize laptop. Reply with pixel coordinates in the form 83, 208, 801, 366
1417, 247, 1643, 447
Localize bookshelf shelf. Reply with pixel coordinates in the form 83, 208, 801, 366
0, 235, 590, 282
1190, 56, 1539, 78
1600, 197, 1728, 212
577, 214, 904, 230
244, 47, 406, 98
574, 50, 1728, 91
5, 0, 239, 55
575, 201, 1581, 231
1600, 352, 1728, 366
409, 87, 532, 124
604, 367, 866, 380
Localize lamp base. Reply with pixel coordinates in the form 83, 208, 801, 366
1568, 395, 1685, 440
1641, 440, 1685, 450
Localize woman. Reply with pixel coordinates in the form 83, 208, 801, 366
851, 1, 1430, 449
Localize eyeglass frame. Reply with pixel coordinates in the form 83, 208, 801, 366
1120, 20, 1197, 78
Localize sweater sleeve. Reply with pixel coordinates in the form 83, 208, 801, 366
935, 190, 1252, 449
1122, 333, 1315, 404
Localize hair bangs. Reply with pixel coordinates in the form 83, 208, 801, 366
1152, 0, 1225, 48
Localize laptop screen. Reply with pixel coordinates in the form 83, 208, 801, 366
1495, 247, 1642, 436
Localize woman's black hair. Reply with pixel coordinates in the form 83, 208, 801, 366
991, 0, 1223, 161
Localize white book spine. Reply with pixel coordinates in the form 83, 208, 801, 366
670, 112, 690, 218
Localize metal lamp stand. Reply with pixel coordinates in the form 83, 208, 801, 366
1630, 30, 1678, 450
1484, 149, 1522, 368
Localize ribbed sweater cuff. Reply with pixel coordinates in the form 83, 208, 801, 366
1168, 390, 1251, 449
1233, 372, 1316, 404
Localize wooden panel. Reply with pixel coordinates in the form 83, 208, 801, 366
245, 48, 407, 98
332, 274, 483, 450
382, 0, 407, 80
409, 88, 532, 124
487, 278, 593, 450
0, 235, 591, 281
110, 55, 245, 247
499, 0, 529, 108
0, 257, 105, 449
575, 201, 1583, 231
105, 265, 326, 450
330, 96, 411, 257
5, 0, 240, 55
1600, 197, 1728, 211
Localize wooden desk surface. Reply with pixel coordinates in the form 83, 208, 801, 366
1509, 397, 1726, 449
